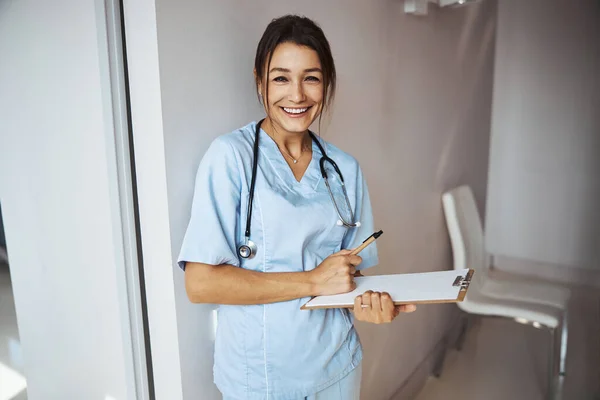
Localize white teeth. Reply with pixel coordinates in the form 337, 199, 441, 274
283, 107, 308, 114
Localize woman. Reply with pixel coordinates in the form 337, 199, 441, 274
178, 15, 416, 400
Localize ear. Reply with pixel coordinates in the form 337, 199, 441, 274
253, 68, 261, 95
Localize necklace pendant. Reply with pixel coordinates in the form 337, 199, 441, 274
293, 159, 298, 164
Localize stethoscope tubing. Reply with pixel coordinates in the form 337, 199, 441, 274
239, 119, 358, 259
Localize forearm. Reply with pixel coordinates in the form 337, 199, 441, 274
185, 262, 316, 305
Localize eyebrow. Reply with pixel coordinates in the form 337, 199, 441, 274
269, 67, 323, 74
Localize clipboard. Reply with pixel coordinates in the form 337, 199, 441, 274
300, 268, 474, 310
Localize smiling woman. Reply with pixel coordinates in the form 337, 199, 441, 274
257, 42, 324, 170
254, 15, 336, 132
177, 14, 415, 400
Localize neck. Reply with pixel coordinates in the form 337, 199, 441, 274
261, 117, 311, 157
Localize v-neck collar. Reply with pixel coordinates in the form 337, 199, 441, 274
255, 122, 325, 192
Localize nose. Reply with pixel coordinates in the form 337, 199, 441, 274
290, 81, 306, 103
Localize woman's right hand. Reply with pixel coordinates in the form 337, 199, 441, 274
309, 250, 362, 296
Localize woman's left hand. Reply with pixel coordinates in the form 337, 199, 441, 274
353, 291, 416, 324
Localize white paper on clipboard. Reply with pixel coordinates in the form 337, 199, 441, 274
301, 268, 473, 310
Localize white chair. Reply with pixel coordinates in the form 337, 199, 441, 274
441, 185, 570, 400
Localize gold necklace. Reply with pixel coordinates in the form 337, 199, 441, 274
277, 143, 311, 164
268, 133, 312, 164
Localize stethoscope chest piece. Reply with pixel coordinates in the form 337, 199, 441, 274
238, 237, 257, 259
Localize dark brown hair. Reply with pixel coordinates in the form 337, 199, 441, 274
254, 15, 337, 116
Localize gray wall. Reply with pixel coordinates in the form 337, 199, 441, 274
0, 1, 138, 398
156, 1, 497, 398
485, 0, 600, 274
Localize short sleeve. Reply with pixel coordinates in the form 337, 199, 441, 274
177, 137, 242, 270
341, 165, 379, 271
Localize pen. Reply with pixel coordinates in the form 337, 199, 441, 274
350, 230, 383, 255
349, 230, 383, 308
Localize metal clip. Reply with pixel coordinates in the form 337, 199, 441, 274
452, 273, 472, 289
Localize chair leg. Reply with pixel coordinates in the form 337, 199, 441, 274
559, 310, 568, 376
548, 310, 568, 400
547, 328, 556, 400
554, 310, 568, 400
455, 314, 469, 351
432, 336, 448, 378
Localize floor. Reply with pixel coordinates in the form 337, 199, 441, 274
1, 259, 598, 400
0, 263, 27, 400
415, 287, 600, 400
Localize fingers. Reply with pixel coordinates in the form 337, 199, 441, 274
356, 292, 388, 324
346, 254, 362, 266
353, 291, 417, 324
395, 304, 417, 314
349, 280, 357, 291
329, 252, 361, 270
361, 290, 373, 309
354, 294, 362, 313
371, 291, 382, 312
336, 254, 360, 277
357, 291, 417, 314
381, 292, 394, 315
335, 249, 353, 255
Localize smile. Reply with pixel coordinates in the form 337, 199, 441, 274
282, 106, 311, 116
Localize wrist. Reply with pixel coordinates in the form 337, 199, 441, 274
305, 270, 320, 297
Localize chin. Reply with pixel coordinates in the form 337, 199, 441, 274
280, 120, 311, 134
273, 109, 319, 134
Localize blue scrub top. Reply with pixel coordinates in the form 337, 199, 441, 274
178, 121, 378, 400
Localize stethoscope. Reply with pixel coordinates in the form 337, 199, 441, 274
237, 119, 360, 259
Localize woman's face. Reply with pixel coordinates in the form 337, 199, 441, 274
260, 42, 324, 135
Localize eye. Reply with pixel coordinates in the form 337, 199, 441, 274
273, 76, 288, 82
305, 76, 321, 82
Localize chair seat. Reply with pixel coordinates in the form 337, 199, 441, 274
481, 275, 570, 310
459, 292, 562, 328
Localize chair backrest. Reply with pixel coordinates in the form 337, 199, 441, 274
442, 185, 490, 302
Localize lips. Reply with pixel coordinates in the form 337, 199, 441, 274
281, 106, 312, 117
